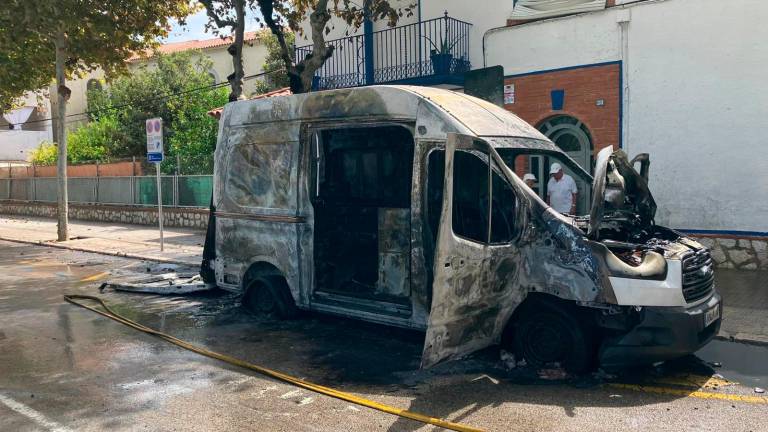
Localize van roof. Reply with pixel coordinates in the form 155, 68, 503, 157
221, 85, 551, 143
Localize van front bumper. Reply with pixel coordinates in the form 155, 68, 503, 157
598, 292, 721, 369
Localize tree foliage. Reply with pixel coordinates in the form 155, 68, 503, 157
262, 32, 295, 90
0, 0, 194, 109
29, 141, 59, 166
31, 52, 227, 174
1, 0, 194, 240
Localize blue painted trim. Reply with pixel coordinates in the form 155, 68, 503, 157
363, 15, 374, 85
550, 89, 565, 110
679, 229, 768, 238
505, 60, 624, 148
504, 60, 622, 79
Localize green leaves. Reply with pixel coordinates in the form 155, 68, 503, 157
30, 51, 228, 174
29, 142, 59, 166
262, 31, 295, 90
0, 0, 193, 108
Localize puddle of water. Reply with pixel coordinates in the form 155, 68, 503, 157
695, 339, 768, 388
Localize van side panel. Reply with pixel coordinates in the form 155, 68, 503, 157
216, 217, 304, 303
214, 117, 305, 303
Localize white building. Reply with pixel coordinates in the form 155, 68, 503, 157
301, 0, 767, 268
0, 93, 54, 163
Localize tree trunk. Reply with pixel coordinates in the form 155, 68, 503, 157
299, 1, 334, 92
256, 0, 333, 94
227, 0, 246, 102
54, 32, 69, 242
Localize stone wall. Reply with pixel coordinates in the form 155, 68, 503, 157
1, 199, 765, 271
691, 236, 768, 271
0, 200, 208, 230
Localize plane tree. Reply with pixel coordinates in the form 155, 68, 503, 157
0, 0, 192, 241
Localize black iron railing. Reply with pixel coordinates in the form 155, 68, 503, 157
295, 13, 472, 90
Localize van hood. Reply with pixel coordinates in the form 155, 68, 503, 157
588, 147, 657, 239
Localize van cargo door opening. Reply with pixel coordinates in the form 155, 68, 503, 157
310, 125, 415, 311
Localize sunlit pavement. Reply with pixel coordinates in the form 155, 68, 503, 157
1, 240, 766, 432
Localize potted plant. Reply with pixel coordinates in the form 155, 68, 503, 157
425, 32, 461, 75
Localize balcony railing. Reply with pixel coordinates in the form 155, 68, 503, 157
295, 13, 472, 90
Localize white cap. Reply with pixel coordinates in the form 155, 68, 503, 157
523, 173, 537, 182
549, 163, 563, 174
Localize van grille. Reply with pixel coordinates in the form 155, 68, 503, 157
682, 250, 715, 303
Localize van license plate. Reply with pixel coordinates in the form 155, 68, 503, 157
705, 304, 720, 327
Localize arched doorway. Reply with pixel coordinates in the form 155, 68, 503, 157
534, 115, 594, 214
537, 115, 594, 173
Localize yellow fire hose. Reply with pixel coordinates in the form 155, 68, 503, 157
64, 294, 484, 432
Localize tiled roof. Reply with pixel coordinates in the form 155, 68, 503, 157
207, 87, 293, 119
129, 30, 264, 61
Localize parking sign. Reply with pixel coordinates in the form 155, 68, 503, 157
146, 117, 163, 162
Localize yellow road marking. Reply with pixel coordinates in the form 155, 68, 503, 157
608, 383, 768, 404
79, 272, 110, 282
650, 374, 736, 389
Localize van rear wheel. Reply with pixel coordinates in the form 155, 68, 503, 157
242, 275, 297, 319
513, 305, 593, 373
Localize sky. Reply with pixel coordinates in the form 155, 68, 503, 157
163, 9, 263, 43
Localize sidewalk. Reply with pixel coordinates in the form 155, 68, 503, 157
0, 214, 766, 345
0, 215, 203, 266
715, 269, 768, 344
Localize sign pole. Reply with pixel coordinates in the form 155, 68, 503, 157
146, 117, 165, 252
156, 162, 164, 252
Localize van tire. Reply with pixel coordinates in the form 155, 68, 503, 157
242, 275, 298, 319
513, 304, 594, 373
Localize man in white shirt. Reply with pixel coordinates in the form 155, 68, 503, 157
547, 163, 578, 214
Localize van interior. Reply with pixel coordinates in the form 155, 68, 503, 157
311, 125, 414, 306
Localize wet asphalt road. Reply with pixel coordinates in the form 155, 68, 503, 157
1, 240, 767, 432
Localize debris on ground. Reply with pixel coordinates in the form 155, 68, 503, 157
708, 361, 722, 368
100, 273, 213, 295
500, 350, 516, 370
537, 366, 568, 381
472, 374, 500, 385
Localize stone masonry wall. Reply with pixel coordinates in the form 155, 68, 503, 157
1, 200, 765, 271
0, 200, 208, 230
692, 235, 768, 271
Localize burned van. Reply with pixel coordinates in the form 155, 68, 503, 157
202, 85, 721, 371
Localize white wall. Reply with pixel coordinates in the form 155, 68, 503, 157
625, 0, 768, 232
485, 0, 768, 233
421, 1, 511, 69
297, 1, 512, 77
485, 7, 620, 74
0, 131, 51, 161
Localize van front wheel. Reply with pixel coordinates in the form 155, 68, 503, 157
514, 306, 593, 373
242, 275, 298, 319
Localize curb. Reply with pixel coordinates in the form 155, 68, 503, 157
715, 334, 768, 348
0, 236, 196, 266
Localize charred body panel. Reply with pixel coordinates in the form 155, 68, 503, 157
206, 85, 721, 370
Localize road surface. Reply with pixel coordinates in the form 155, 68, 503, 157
0, 240, 766, 431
